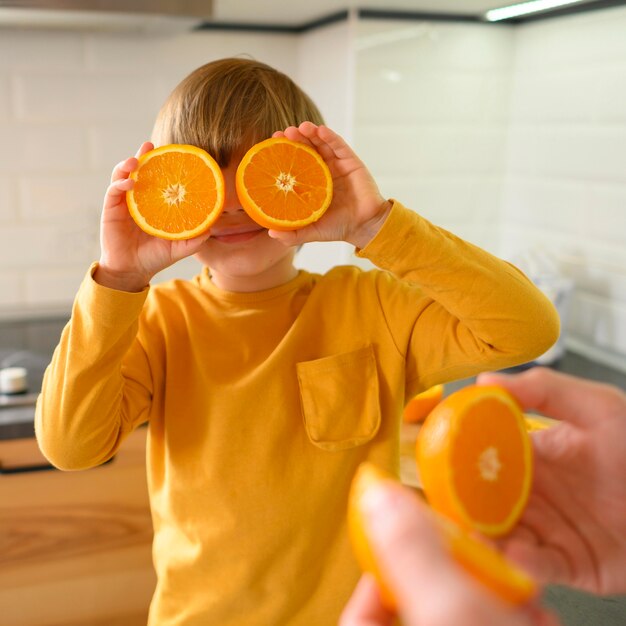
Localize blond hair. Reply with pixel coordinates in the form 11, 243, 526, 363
151, 57, 324, 166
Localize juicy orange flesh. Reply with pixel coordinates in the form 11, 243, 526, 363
451, 397, 526, 525
242, 142, 329, 219
133, 152, 219, 231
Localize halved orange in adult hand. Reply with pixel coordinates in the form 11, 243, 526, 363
417, 385, 532, 537
235, 137, 333, 230
127, 144, 225, 240
348, 463, 536, 609
403, 384, 444, 423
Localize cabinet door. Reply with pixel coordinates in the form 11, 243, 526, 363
0, 428, 155, 626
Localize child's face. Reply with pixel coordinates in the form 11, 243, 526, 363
193, 157, 298, 292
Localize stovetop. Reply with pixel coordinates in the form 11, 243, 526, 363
0, 316, 68, 440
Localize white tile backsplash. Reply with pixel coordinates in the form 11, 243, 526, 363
511, 6, 626, 70
501, 7, 626, 368
0, 176, 18, 223
18, 174, 103, 221
88, 123, 156, 168
568, 292, 626, 359
24, 266, 88, 308
0, 29, 85, 71
0, 272, 23, 309
0, 124, 88, 173
355, 11, 626, 370
0, 25, 327, 312
1, 10, 625, 370
0, 75, 10, 120
14, 73, 160, 122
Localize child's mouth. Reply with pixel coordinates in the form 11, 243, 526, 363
211, 227, 265, 244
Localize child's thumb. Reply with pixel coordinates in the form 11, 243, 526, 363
267, 223, 322, 246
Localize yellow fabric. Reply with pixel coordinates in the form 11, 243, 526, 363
36, 201, 559, 625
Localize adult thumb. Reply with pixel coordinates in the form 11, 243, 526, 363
359, 483, 467, 619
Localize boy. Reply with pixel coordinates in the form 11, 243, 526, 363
36, 58, 559, 625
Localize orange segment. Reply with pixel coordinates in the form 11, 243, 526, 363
127, 144, 224, 240
348, 463, 397, 609
416, 385, 533, 537
403, 384, 445, 423
235, 137, 333, 230
348, 463, 536, 609
438, 515, 537, 605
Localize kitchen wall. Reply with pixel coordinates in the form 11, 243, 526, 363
1, 8, 625, 370
0, 25, 347, 317
353, 19, 513, 255
501, 6, 626, 370
352, 9, 626, 371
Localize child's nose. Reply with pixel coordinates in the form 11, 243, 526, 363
221, 192, 244, 214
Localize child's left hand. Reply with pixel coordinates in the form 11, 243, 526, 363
269, 122, 392, 249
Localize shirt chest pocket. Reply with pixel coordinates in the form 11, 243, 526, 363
296, 345, 381, 452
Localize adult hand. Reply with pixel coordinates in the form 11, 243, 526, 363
478, 367, 626, 595
95, 141, 211, 292
268, 122, 392, 250
340, 480, 558, 626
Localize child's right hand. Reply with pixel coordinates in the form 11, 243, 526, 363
94, 142, 211, 292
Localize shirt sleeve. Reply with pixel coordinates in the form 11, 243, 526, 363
357, 200, 560, 394
35, 263, 154, 470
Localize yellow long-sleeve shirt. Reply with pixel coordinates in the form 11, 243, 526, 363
36, 201, 559, 625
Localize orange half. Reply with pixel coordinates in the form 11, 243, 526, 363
127, 144, 225, 240
348, 463, 536, 609
235, 137, 333, 230
416, 385, 533, 537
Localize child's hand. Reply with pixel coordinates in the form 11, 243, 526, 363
94, 142, 211, 292
269, 123, 392, 249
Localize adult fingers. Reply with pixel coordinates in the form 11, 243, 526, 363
476, 368, 617, 426
359, 482, 472, 621
339, 574, 395, 626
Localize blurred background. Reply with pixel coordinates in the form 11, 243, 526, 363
0, 0, 625, 370
0, 2, 625, 625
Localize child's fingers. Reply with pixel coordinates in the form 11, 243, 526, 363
281, 125, 315, 149
317, 124, 361, 161
135, 141, 154, 158
109, 143, 152, 184
103, 177, 134, 211
268, 222, 323, 246
296, 122, 337, 162
110, 156, 138, 183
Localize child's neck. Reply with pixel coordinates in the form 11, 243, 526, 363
208, 257, 299, 293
